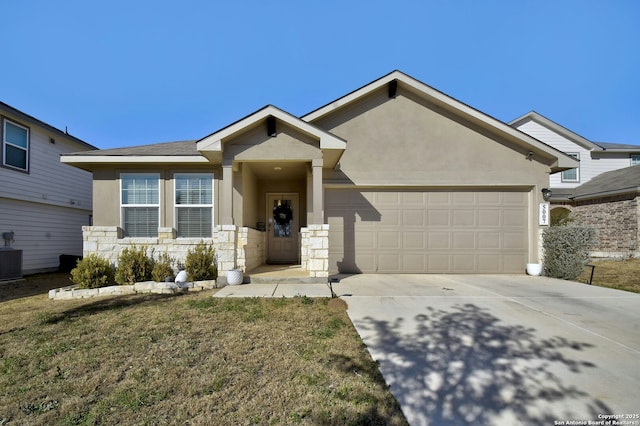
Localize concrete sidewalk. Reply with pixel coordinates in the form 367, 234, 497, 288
212, 282, 333, 298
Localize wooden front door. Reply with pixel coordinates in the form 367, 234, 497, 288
267, 193, 299, 264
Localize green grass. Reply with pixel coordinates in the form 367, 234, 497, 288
0, 274, 407, 425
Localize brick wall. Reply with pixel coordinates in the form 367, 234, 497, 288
567, 194, 639, 255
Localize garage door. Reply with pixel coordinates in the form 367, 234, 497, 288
325, 189, 529, 274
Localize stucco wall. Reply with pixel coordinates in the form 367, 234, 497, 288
315, 87, 550, 189
92, 165, 220, 228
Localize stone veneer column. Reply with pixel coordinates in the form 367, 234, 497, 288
82, 226, 121, 264
215, 224, 238, 274
301, 224, 329, 278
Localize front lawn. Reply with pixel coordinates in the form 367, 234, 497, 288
0, 274, 407, 425
575, 258, 640, 293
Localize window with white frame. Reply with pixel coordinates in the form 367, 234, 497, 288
175, 173, 213, 238
121, 173, 160, 237
2, 119, 29, 172
631, 155, 640, 166
561, 153, 579, 182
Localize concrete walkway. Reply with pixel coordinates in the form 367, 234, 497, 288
213, 282, 333, 298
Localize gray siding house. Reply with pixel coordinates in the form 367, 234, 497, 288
1, 101, 95, 277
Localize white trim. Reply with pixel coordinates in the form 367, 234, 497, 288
196, 105, 346, 152
303, 71, 578, 172
120, 173, 161, 238
2, 118, 30, 172
561, 153, 580, 182
173, 173, 214, 238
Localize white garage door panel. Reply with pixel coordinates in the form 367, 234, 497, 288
326, 190, 529, 274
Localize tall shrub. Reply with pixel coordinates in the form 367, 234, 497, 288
115, 245, 154, 285
185, 242, 218, 281
542, 226, 597, 280
70, 254, 114, 289
152, 252, 175, 282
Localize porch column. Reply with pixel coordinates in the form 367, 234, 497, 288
311, 158, 323, 224
221, 162, 234, 225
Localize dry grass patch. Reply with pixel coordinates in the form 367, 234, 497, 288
0, 274, 407, 425
575, 258, 640, 293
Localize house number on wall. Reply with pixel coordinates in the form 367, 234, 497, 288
539, 203, 550, 226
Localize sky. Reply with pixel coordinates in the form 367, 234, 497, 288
1, 1, 639, 150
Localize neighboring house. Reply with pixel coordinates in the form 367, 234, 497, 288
0, 101, 95, 277
551, 165, 640, 258
510, 111, 640, 258
510, 111, 640, 192
61, 71, 577, 280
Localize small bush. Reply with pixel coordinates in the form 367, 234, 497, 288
115, 246, 154, 285
152, 252, 175, 282
185, 242, 217, 281
70, 254, 114, 289
542, 226, 597, 280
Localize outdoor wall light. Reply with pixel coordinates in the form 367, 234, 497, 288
541, 188, 552, 201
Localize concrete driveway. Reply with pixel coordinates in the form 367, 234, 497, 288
336, 274, 640, 426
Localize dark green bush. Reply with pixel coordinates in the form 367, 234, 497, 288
115, 245, 154, 285
70, 254, 115, 289
152, 252, 175, 282
185, 242, 218, 281
542, 226, 597, 280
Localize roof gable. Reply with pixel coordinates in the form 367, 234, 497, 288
303, 71, 578, 173
509, 111, 602, 151
196, 105, 346, 167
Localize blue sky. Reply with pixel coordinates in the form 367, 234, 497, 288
1, 1, 639, 149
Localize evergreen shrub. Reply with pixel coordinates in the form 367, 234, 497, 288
185, 242, 218, 281
70, 254, 115, 289
542, 226, 597, 280
115, 245, 154, 285
152, 252, 175, 282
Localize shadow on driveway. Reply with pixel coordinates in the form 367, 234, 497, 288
356, 303, 611, 425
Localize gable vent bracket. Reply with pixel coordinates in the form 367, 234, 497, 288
388, 80, 398, 98
266, 116, 277, 137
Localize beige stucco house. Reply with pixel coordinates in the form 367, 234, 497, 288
61, 71, 577, 282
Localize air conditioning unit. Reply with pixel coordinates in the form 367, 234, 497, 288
0, 249, 23, 280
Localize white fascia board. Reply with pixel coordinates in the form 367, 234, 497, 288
61, 155, 209, 164
196, 138, 222, 152
510, 111, 601, 151
197, 105, 345, 151
303, 72, 402, 122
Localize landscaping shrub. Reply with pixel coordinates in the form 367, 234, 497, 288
152, 252, 175, 282
185, 242, 218, 281
70, 254, 114, 289
115, 245, 154, 285
542, 226, 597, 280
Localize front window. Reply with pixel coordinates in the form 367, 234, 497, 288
121, 174, 159, 237
175, 174, 213, 238
561, 153, 579, 182
3, 119, 29, 172
631, 155, 640, 166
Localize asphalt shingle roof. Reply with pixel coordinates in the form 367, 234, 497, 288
570, 165, 640, 199
67, 140, 199, 156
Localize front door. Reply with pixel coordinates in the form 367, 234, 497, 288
267, 193, 299, 264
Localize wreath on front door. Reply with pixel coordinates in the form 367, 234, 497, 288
273, 204, 293, 225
